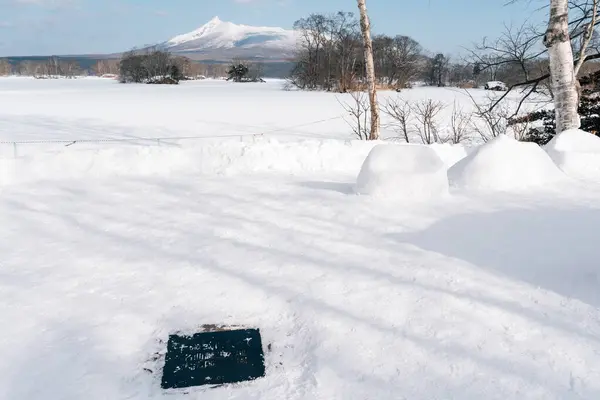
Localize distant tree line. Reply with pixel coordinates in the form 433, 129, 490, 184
0, 59, 11, 76
0, 52, 231, 81
0, 56, 83, 78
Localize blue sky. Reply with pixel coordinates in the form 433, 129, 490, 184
0, 0, 547, 57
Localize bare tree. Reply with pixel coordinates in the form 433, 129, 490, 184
381, 97, 413, 142
19, 60, 39, 76
508, 114, 533, 141
373, 35, 422, 88
45, 56, 61, 77
332, 11, 362, 92
171, 57, 208, 79
60, 60, 81, 78
413, 99, 445, 144
292, 13, 331, 90
574, 1, 599, 76
475, 54, 503, 82
93, 59, 120, 76
0, 59, 11, 76
248, 62, 265, 82
143, 47, 172, 79
448, 62, 474, 87
357, 0, 380, 140
209, 64, 228, 78
447, 100, 473, 144
291, 12, 362, 91
339, 91, 371, 140
466, 90, 510, 142
428, 53, 450, 86
470, 22, 543, 84
189, 62, 209, 78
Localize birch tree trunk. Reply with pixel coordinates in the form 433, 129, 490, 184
544, 0, 580, 133
357, 0, 380, 140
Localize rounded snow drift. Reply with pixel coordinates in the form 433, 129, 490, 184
448, 134, 565, 192
355, 144, 449, 200
545, 129, 600, 181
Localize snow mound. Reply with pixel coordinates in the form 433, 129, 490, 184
448, 134, 565, 192
355, 144, 449, 200
545, 129, 600, 181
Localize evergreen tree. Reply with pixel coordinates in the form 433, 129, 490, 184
227, 63, 250, 82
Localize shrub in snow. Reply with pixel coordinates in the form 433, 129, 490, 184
355, 144, 449, 200
545, 129, 600, 181
147, 76, 179, 85
484, 81, 507, 91
448, 134, 565, 192
226, 62, 264, 83
510, 69, 600, 145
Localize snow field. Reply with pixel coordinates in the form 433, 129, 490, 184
1, 78, 600, 400
0, 77, 546, 144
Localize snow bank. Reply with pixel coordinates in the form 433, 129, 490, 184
355, 144, 449, 200
448, 134, 565, 192
545, 129, 600, 181
0, 139, 376, 186
0, 139, 471, 187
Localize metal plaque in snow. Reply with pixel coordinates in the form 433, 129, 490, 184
160, 328, 265, 389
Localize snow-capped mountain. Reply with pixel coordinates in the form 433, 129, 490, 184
159, 17, 298, 60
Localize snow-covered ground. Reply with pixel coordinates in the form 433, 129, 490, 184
1, 78, 599, 400
0, 77, 547, 145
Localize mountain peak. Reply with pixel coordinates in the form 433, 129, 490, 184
206, 16, 222, 27
160, 18, 297, 60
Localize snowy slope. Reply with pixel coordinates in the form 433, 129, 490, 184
160, 17, 297, 59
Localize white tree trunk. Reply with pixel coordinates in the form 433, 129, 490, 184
357, 0, 380, 140
544, 0, 580, 133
